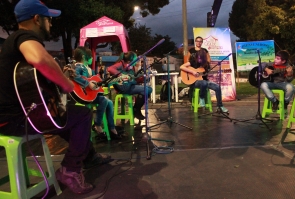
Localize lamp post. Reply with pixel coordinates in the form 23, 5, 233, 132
182, 0, 188, 62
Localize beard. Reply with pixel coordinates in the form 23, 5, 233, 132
39, 22, 51, 41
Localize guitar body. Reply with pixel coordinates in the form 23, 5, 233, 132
70, 75, 104, 104
181, 67, 205, 85
248, 66, 274, 87
181, 67, 232, 85
14, 61, 67, 133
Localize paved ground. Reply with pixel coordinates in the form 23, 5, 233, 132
1, 93, 295, 199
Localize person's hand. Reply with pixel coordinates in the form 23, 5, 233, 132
264, 67, 273, 75
193, 71, 200, 77
286, 66, 293, 76
88, 82, 97, 90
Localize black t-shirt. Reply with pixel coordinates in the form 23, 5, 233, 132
0, 29, 44, 123
189, 47, 209, 80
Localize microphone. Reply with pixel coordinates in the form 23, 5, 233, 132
156, 38, 165, 46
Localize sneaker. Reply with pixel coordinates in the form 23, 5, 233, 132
55, 167, 93, 194
199, 98, 205, 107
219, 106, 228, 113
83, 153, 112, 169
272, 100, 279, 112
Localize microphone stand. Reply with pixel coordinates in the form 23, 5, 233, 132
198, 53, 234, 121
115, 39, 175, 160
147, 49, 193, 131
233, 50, 273, 130
141, 56, 175, 160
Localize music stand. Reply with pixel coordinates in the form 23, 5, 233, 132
197, 53, 234, 121
233, 50, 273, 130
147, 49, 193, 131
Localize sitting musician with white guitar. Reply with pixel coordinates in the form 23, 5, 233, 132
260, 50, 295, 112
72, 47, 121, 140
0, 0, 111, 194
180, 36, 228, 113
107, 51, 153, 120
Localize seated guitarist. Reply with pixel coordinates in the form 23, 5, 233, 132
180, 36, 228, 113
260, 50, 295, 111
0, 0, 112, 194
72, 47, 121, 140
107, 51, 153, 120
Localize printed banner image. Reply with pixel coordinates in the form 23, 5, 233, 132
235, 40, 275, 71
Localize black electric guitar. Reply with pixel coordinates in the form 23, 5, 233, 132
14, 61, 67, 133
248, 65, 293, 87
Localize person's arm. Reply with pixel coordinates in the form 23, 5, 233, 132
73, 64, 90, 88
285, 66, 294, 82
180, 62, 199, 77
107, 61, 124, 76
19, 40, 74, 93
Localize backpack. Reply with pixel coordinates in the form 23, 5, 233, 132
160, 81, 173, 101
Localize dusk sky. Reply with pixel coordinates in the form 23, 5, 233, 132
132, 0, 237, 49
0, 0, 238, 51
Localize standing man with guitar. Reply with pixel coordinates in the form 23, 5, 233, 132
180, 36, 228, 113
0, 0, 111, 194
260, 50, 295, 111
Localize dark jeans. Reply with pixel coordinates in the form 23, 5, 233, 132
0, 105, 94, 172
193, 80, 223, 107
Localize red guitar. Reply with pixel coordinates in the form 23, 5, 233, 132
70, 75, 105, 104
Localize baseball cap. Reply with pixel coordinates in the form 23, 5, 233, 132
14, 0, 61, 23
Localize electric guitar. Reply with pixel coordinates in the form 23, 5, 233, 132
14, 61, 67, 133
248, 65, 293, 87
181, 66, 232, 85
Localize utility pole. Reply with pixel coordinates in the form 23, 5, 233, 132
182, 0, 188, 62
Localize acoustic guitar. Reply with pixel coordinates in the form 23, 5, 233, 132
70, 75, 105, 104
248, 65, 293, 87
181, 66, 232, 85
14, 61, 67, 133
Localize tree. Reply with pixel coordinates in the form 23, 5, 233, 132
0, 0, 170, 62
229, 0, 295, 60
151, 34, 176, 57
0, 0, 17, 35
127, 23, 154, 56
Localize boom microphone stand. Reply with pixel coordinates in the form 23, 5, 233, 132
233, 50, 273, 130
147, 49, 193, 131
198, 53, 234, 121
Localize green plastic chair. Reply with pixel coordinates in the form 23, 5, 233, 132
191, 88, 213, 113
261, 89, 285, 120
287, 98, 295, 128
75, 103, 111, 141
113, 94, 134, 125
0, 134, 61, 199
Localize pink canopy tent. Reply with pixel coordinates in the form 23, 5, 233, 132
79, 16, 131, 69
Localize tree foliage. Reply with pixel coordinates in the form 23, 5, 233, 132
125, 24, 176, 57
0, 0, 169, 62
229, 0, 295, 60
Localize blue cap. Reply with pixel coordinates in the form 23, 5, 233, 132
14, 0, 61, 23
